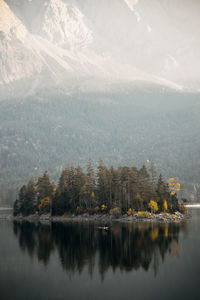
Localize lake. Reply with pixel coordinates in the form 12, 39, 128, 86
0, 208, 199, 300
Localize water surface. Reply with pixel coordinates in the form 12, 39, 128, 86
0, 209, 199, 300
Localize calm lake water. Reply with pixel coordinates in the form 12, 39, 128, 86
0, 209, 200, 300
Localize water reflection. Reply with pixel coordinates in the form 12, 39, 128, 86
13, 221, 187, 278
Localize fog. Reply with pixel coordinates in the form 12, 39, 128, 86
1, 0, 200, 90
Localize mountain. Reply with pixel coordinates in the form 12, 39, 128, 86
40, 0, 93, 49
1, 89, 200, 206
0, 0, 200, 206
0, 0, 42, 84
4, 0, 200, 91
3, 0, 199, 93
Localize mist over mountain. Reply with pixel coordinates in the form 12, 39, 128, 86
1, 0, 200, 92
0, 0, 200, 205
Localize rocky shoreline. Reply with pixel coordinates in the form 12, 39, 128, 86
7, 211, 190, 223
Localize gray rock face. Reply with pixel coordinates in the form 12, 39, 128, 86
0, 0, 42, 84
1, 0, 200, 91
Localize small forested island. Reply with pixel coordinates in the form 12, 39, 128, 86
13, 160, 187, 222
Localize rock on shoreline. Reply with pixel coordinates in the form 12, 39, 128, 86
9, 212, 189, 223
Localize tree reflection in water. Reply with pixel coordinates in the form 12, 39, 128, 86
13, 221, 187, 278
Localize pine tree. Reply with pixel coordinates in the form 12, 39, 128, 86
13, 199, 20, 216
25, 176, 37, 215
149, 162, 157, 188
37, 171, 54, 214
96, 159, 109, 208
156, 174, 170, 212
86, 160, 95, 185
17, 185, 27, 216
53, 167, 74, 214
80, 160, 96, 210
15, 177, 36, 216
37, 171, 54, 201
13, 162, 184, 216
73, 166, 86, 210
138, 165, 152, 210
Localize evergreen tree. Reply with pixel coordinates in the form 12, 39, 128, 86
13, 199, 20, 216
16, 178, 36, 216
149, 162, 157, 188
73, 166, 86, 210
86, 160, 95, 185
24, 176, 37, 215
138, 165, 152, 210
13, 162, 184, 216
156, 174, 170, 212
52, 167, 74, 214
171, 194, 180, 212
37, 171, 54, 204
17, 185, 27, 216
96, 159, 109, 209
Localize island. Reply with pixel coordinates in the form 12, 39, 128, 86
13, 160, 188, 222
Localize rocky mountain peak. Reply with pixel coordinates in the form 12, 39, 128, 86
0, 0, 27, 41
40, 0, 93, 50
0, 0, 42, 85
0, 0, 200, 91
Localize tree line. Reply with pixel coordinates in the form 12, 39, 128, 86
13, 160, 185, 217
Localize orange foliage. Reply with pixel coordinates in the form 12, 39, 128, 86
163, 200, 168, 211
38, 197, 50, 210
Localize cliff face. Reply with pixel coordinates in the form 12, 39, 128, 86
40, 0, 93, 49
1, 0, 200, 91
0, 0, 43, 84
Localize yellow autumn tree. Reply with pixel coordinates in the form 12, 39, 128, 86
168, 178, 180, 195
127, 208, 135, 215
148, 200, 158, 213
101, 204, 107, 211
163, 200, 168, 211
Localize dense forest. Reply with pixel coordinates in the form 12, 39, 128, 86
1, 89, 200, 207
13, 160, 186, 217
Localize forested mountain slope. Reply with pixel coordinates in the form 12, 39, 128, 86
1, 88, 200, 205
